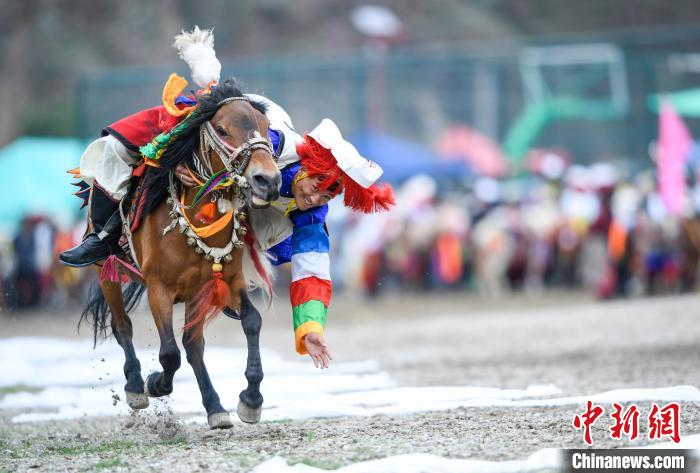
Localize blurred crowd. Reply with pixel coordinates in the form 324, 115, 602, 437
330, 151, 700, 300
0, 217, 88, 311
4, 151, 700, 312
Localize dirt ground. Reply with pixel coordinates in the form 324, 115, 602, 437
1, 290, 700, 472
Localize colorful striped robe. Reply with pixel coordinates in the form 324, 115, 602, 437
267, 162, 332, 355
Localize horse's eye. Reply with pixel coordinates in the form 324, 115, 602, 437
216, 126, 228, 137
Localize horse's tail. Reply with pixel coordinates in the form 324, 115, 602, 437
79, 281, 146, 347
242, 226, 274, 308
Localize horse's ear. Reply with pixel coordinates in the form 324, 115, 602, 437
173, 26, 221, 89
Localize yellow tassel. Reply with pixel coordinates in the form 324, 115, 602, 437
162, 73, 195, 117
284, 199, 297, 217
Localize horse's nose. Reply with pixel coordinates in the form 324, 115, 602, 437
252, 173, 281, 201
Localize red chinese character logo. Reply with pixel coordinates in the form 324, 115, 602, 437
609, 403, 640, 440
648, 402, 681, 443
573, 401, 605, 445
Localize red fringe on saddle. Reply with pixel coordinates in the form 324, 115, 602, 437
101, 256, 128, 284
128, 176, 149, 234
100, 258, 117, 282
100, 255, 143, 284
183, 272, 229, 342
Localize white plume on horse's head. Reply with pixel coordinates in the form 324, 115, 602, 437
173, 26, 221, 88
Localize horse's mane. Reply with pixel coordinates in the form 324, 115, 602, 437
140, 79, 268, 216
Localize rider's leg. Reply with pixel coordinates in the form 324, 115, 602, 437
59, 135, 136, 267
59, 184, 123, 267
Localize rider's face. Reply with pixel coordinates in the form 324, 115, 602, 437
293, 174, 335, 211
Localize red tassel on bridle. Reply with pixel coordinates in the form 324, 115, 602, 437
183, 270, 229, 342
195, 202, 218, 224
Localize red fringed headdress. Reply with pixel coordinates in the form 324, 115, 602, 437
296, 119, 395, 213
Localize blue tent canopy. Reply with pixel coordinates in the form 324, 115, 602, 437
0, 137, 85, 233
349, 131, 470, 184
0, 132, 468, 233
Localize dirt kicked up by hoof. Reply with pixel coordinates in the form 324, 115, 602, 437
237, 400, 262, 424
208, 412, 234, 429
125, 391, 149, 410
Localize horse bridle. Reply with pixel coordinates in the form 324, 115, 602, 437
197, 96, 276, 180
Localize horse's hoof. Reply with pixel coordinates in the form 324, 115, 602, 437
125, 391, 149, 410
208, 412, 233, 429
144, 373, 160, 398
237, 399, 262, 424
144, 372, 171, 398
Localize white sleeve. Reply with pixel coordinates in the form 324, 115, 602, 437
245, 93, 294, 130
245, 93, 304, 168
78, 135, 139, 200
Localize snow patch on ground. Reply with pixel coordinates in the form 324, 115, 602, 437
251, 436, 700, 473
3, 337, 700, 425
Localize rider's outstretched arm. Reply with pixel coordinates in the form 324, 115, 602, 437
288, 205, 332, 356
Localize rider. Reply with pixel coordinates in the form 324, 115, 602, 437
177, 94, 394, 369
59, 87, 394, 369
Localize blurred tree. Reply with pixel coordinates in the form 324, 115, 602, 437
0, 1, 37, 146
1, 0, 700, 145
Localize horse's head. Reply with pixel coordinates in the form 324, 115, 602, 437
141, 80, 281, 216
205, 95, 281, 207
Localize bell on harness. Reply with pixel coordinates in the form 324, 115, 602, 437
59, 186, 123, 267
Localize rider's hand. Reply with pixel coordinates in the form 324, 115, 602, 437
303, 332, 333, 369
175, 164, 197, 188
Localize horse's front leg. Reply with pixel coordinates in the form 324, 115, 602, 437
237, 290, 264, 423
144, 282, 181, 397
100, 280, 148, 410
182, 316, 233, 429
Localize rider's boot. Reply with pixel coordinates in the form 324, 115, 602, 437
59, 185, 123, 267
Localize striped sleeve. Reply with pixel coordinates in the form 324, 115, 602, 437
289, 206, 332, 355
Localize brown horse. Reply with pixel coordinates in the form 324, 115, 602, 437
82, 80, 280, 429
